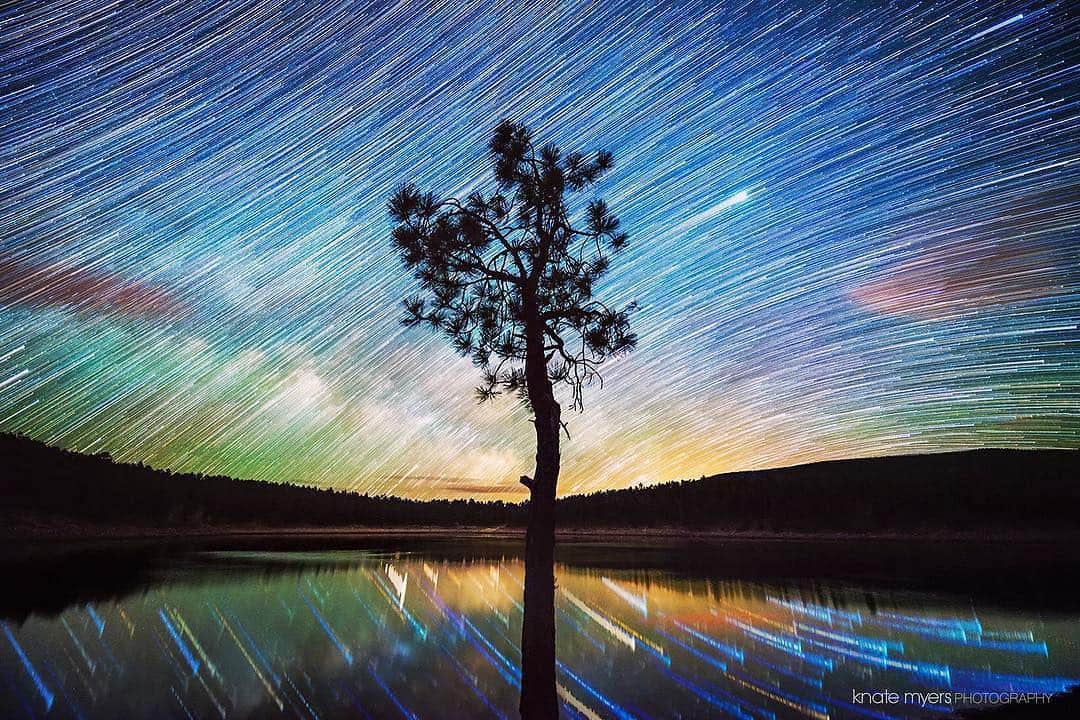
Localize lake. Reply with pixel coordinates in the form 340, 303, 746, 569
1, 538, 1078, 718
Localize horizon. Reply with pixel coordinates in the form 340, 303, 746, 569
4, 430, 1075, 503
2, 0, 1078, 500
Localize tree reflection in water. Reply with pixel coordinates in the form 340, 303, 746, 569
1, 551, 1078, 719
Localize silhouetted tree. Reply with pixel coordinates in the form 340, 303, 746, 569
388, 120, 636, 719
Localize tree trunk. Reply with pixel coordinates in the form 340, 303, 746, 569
520, 311, 560, 720
520, 468, 557, 719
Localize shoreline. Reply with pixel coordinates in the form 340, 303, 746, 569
6, 520, 1080, 545
7, 520, 1080, 619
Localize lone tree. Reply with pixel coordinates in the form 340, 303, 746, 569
389, 120, 635, 719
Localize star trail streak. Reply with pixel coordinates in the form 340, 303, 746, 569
0, 0, 1077, 497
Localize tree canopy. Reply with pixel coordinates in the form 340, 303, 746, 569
388, 120, 636, 412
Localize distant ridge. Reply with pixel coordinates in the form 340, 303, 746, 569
2, 432, 1077, 535
557, 447, 1080, 532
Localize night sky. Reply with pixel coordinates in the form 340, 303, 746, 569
1, 0, 1077, 498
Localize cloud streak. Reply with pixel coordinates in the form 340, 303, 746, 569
0, 256, 187, 319
850, 242, 1070, 318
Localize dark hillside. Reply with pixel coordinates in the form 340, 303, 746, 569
3, 432, 1077, 534
1, 432, 516, 529
557, 449, 1080, 532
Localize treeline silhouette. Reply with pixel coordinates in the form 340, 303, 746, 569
2, 433, 517, 528
3, 432, 1077, 533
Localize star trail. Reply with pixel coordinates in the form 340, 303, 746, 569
1, 0, 1077, 498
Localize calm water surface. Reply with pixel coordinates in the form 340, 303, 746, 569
1, 546, 1078, 719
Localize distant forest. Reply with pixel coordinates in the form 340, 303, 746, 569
3, 432, 1078, 534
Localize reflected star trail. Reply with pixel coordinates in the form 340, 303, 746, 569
0, 0, 1077, 497
1, 552, 1078, 719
